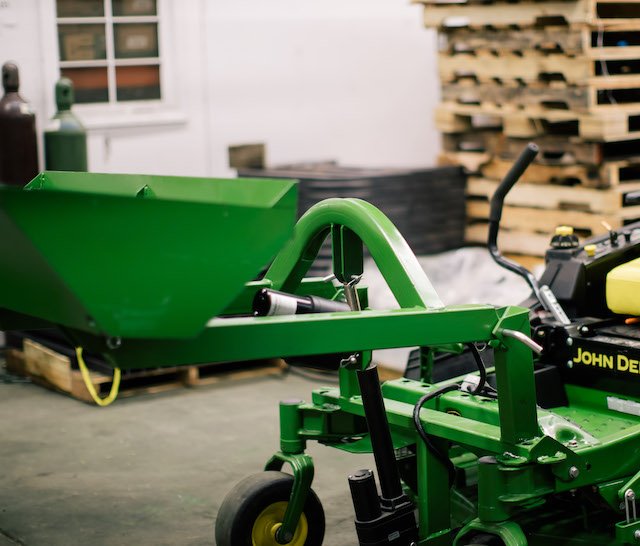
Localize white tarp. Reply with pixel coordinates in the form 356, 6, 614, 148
364, 247, 539, 370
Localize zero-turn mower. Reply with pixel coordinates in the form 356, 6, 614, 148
2, 145, 640, 545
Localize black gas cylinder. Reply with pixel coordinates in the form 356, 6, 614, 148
0, 62, 39, 186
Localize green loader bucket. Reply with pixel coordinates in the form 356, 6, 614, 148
0, 171, 297, 339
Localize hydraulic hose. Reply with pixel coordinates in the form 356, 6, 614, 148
75, 346, 121, 407
413, 343, 493, 485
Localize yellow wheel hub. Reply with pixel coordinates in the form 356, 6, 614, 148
251, 501, 308, 546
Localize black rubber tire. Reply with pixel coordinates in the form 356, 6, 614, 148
215, 471, 325, 546
464, 533, 504, 546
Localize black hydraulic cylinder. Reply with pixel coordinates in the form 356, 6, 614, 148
356, 364, 404, 503
253, 288, 350, 316
348, 469, 382, 522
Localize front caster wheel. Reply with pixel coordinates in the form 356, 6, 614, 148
463, 534, 504, 546
215, 471, 325, 546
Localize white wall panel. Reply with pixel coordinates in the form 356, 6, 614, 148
0, 0, 440, 176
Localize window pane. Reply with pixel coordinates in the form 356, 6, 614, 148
58, 24, 107, 61
116, 65, 161, 101
112, 0, 157, 16
114, 23, 158, 59
61, 67, 109, 103
57, 0, 104, 17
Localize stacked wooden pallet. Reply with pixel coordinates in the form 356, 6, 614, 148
415, 0, 640, 255
4, 339, 284, 405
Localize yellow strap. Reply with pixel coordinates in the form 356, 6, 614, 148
75, 346, 121, 407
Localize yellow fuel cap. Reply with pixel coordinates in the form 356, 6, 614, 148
585, 244, 597, 257
555, 225, 574, 236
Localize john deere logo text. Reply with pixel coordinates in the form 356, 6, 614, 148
573, 347, 640, 374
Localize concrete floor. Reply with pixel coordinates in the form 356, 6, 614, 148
0, 371, 374, 545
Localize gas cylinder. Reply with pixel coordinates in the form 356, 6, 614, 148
44, 78, 88, 171
0, 62, 39, 186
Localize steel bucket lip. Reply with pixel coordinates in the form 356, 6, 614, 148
24, 170, 296, 208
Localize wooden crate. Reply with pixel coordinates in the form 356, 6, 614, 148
5, 339, 285, 404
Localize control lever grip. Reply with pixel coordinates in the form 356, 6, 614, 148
489, 142, 539, 224
484, 142, 570, 321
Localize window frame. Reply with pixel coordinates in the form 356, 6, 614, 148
41, 0, 184, 131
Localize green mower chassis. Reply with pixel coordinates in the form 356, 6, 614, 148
1, 172, 639, 545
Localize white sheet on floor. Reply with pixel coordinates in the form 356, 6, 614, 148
364, 247, 539, 370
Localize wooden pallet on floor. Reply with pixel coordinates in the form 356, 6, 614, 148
436, 102, 640, 141
466, 223, 556, 256
465, 219, 636, 256
440, 26, 640, 60
5, 339, 285, 404
482, 156, 599, 185
442, 130, 504, 155
419, 0, 577, 5
483, 157, 640, 187
500, 136, 640, 165
442, 78, 640, 114
504, 252, 546, 271
438, 51, 640, 86
442, 151, 640, 187
467, 176, 640, 215
418, 0, 640, 29
444, 130, 640, 167
439, 150, 492, 172
466, 200, 637, 236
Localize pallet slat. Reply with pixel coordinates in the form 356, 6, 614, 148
445, 133, 640, 165
467, 176, 640, 215
466, 200, 636, 234
438, 51, 640, 85
436, 102, 640, 141
443, 151, 640, 188
419, 0, 640, 29
465, 223, 555, 256
442, 79, 640, 113
440, 26, 640, 59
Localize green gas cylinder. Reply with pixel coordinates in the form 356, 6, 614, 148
44, 78, 88, 171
